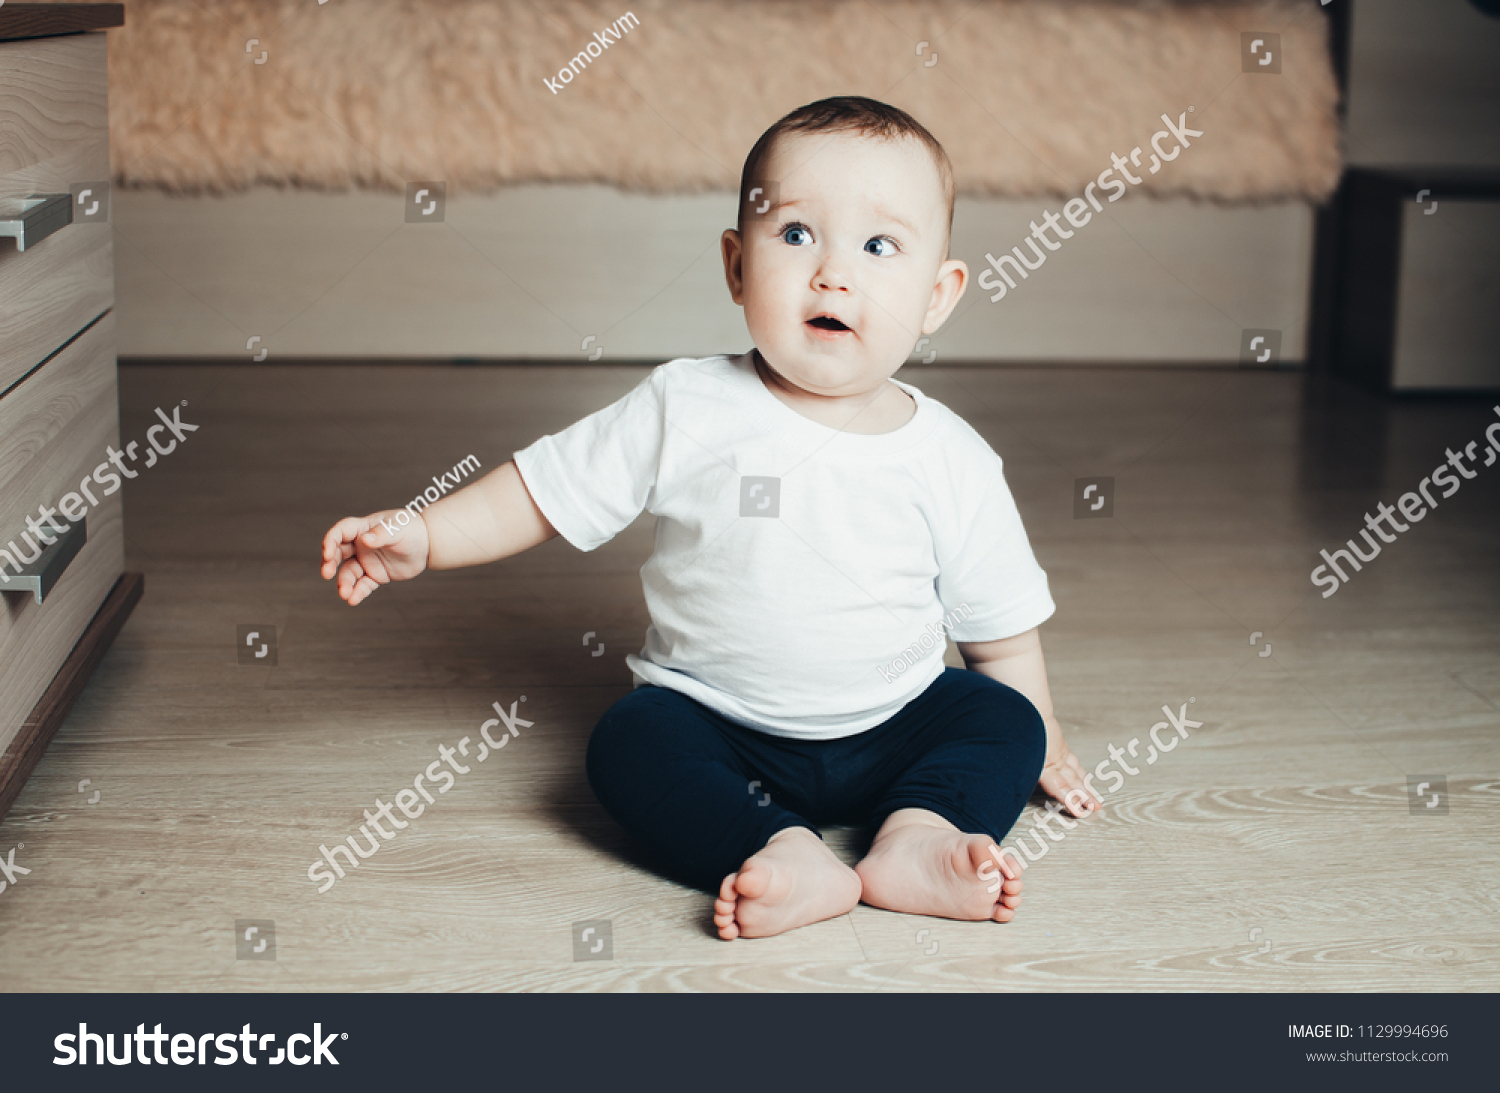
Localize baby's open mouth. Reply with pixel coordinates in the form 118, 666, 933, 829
806, 315, 851, 332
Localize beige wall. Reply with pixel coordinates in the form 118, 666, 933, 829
113, 185, 1313, 364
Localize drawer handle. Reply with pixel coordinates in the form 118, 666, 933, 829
0, 193, 73, 253
1, 517, 87, 605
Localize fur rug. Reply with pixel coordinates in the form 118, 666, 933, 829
106, 0, 1340, 201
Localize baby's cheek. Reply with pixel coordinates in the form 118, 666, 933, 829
744, 278, 796, 335
867, 296, 921, 346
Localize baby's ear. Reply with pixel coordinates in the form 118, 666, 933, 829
721, 229, 746, 304
923, 258, 968, 333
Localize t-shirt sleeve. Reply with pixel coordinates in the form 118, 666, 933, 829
932, 421, 1055, 642
512, 370, 665, 552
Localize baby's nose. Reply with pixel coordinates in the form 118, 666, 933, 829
813, 261, 853, 291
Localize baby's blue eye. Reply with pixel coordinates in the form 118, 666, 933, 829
865, 236, 898, 257
781, 224, 812, 246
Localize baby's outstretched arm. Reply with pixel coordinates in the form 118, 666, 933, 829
958, 628, 1102, 817
320, 461, 556, 605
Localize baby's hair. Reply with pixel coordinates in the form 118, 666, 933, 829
737, 95, 956, 245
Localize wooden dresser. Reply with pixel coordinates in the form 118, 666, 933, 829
0, 4, 140, 821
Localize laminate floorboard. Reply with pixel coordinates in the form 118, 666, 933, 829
1, 363, 1495, 992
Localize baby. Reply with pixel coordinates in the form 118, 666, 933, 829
321, 96, 1100, 940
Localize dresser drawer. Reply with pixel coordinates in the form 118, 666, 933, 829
0, 313, 123, 757
0, 31, 114, 393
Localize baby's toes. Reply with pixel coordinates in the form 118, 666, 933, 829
992, 888, 1022, 922
1002, 876, 1023, 897
715, 875, 742, 939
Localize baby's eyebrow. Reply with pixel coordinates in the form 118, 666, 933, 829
871, 205, 920, 237
757, 197, 921, 238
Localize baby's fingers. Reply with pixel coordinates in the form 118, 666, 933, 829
1040, 762, 1102, 819
321, 515, 375, 578
336, 556, 386, 605
356, 516, 405, 553
354, 512, 428, 566
335, 557, 364, 601
346, 572, 383, 606
1064, 752, 1105, 815
322, 539, 356, 579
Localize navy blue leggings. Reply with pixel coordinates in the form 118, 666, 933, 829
585, 668, 1047, 892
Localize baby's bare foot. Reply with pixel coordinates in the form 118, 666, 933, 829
713, 827, 862, 940
856, 814, 1024, 923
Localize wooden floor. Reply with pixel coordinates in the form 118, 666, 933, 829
1, 362, 1497, 992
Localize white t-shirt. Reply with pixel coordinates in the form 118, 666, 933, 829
513, 352, 1054, 741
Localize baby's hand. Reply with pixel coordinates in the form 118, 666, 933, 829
1038, 717, 1104, 818
320, 510, 430, 605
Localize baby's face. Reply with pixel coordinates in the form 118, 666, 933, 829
723, 131, 966, 398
